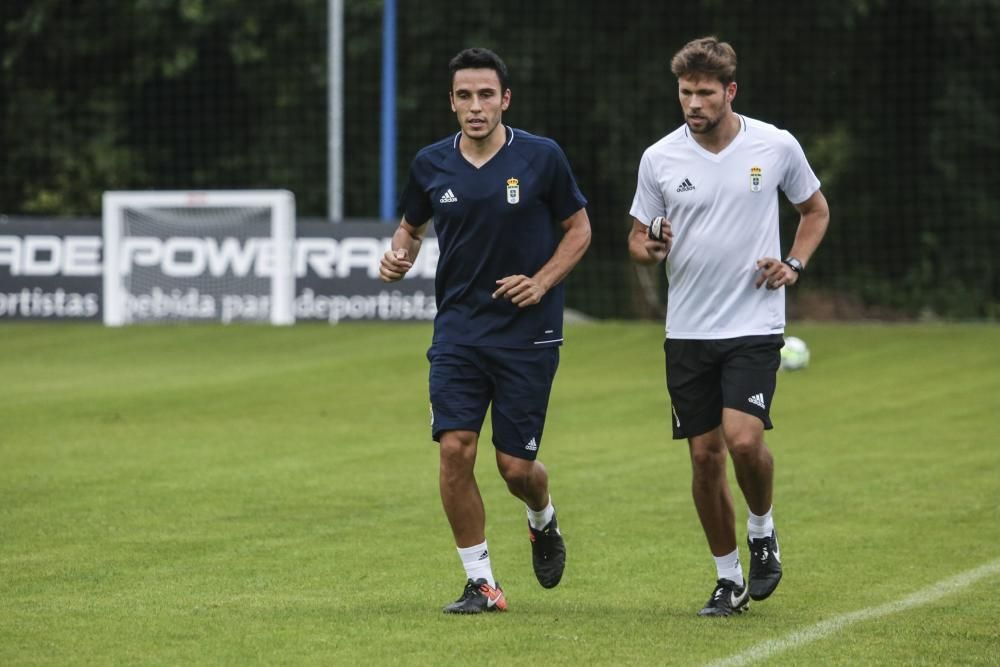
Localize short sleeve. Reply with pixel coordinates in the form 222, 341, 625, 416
629, 149, 665, 226
778, 131, 821, 205
398, 157, 433, 225
545, 142, 588, 223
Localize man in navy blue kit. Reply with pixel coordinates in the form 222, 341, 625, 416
380, 47, 591, 614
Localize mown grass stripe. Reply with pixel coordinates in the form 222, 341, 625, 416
708, 559, 1000, 667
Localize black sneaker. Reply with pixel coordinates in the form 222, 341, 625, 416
698, 578, 750, 617
529, 514, 566, 588
442, 578, 507, 614
747, 530, 783, 601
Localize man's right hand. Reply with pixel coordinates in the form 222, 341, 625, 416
379, 248, 413, 282
644, 216, 673, 261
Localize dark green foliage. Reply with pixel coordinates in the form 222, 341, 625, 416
1, 1, 997, 318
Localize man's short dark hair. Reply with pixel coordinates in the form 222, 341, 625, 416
449, 48, 510, 92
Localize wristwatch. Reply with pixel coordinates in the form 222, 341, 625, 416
782, 257, 804, 274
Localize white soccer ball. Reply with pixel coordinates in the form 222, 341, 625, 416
780, 336, 810, 371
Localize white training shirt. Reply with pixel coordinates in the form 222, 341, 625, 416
630, 115, 820, 339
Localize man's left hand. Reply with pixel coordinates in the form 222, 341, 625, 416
493, 275, 547, 307
754, 258, 799, 290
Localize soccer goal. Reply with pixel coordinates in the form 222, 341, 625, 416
102, 190, 296, 326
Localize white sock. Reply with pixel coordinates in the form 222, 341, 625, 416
713, 548, 744, 587
747, 506, 775, 541
526, 497, 555, 530
457, 541, 495, 587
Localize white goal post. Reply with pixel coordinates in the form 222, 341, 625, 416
102, 190, 296, 326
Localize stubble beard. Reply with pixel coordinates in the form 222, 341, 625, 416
687, 115, 721, 135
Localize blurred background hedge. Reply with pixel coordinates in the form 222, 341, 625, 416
2, 0, 997, 319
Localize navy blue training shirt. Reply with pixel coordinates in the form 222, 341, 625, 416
400, 126, 587, 349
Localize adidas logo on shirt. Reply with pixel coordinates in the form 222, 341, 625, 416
525, 437, 538, 452
748, 393, 766, 409
676, 178, 696, 192
439, 189, 458, 203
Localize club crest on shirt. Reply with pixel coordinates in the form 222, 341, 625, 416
506, 177, 520, 204
750, 166, 763, 193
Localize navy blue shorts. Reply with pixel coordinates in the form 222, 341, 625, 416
427, 343, 560, 460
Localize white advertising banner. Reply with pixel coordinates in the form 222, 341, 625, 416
0, 217, 437, 323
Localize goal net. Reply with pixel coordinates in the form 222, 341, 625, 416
102, 190, 295, 326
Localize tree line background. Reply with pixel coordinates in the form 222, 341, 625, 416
1, 0, 997, 319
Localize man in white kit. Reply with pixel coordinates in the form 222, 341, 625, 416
627, 36, 830, 617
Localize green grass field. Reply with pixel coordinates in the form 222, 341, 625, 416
3, 322, 999, 665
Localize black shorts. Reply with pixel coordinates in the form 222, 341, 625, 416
427, 343, 560, 460
664, 335, 783, 440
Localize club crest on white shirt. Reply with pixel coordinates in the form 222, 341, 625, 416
506, 177, 520, 204
750, 166, 763, 192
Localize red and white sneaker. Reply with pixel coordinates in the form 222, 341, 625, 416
442, 578, 507, 614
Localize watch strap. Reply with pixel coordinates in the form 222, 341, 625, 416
783, 257, 804, 273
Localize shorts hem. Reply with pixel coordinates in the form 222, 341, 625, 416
431, 426, 481, 442
493, 439, 539, 461
721, 403, 774, 430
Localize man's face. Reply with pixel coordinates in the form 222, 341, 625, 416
677, 75, 735, 134
450, 68, 510, 141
